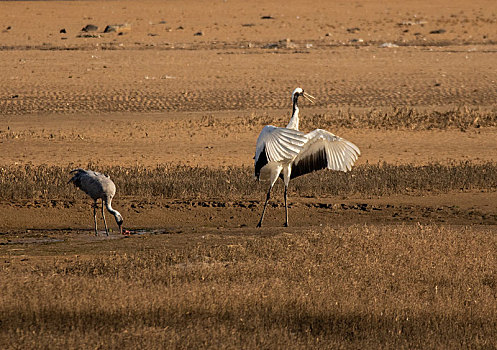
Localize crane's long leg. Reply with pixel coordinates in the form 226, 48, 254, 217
257, 184, 273, 228
101, 200, 109, 236
92, 201, 98, 236
284, 185, 289, 227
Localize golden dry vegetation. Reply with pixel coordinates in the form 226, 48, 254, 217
2, 224, 497, 349
2, 162, 497, 201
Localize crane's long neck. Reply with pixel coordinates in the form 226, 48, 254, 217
286, 95, 300, 130
104, 198, 120, 220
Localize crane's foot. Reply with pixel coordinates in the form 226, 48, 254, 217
256, 222, 262, 228
284, 222, 289, 227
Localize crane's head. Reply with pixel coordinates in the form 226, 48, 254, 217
113, 212, 127, 235
292, 87, 315, 104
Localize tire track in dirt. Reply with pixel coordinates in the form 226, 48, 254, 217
1, 82, 496, 115
1, 45, 496, 114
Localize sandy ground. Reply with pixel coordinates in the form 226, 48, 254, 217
0, 0, 497, 236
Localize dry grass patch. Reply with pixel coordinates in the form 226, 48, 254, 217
307, 106, 497, 131
1, 162, 497, 201
244, 106, 497, 131
1, 224, 497, 348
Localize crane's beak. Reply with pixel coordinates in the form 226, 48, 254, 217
303, 91, 316, 104
120, 225, 131, 235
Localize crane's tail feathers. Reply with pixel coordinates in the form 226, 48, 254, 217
68, 175, 79, 185
68, 168, 85, 185
70, 168, 85, 174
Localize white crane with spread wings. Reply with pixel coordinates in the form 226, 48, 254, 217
68, 168, 125, 235
254, 88, 361, 227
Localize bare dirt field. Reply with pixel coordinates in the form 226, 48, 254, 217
1, 0, 497, 348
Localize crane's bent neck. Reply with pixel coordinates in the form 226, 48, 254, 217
104, 199, 120, 219
286, 95, 300, 130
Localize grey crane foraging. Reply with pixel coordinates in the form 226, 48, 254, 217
254, 87, 361, 227
68, 169, 126, 236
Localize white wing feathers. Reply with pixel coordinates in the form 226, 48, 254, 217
291, 129, 360, 177
255, 125, 307, 164
255, 126, 360, 180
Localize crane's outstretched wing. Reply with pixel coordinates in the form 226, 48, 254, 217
290, 129, 360, 179
254, 125, 307, 179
